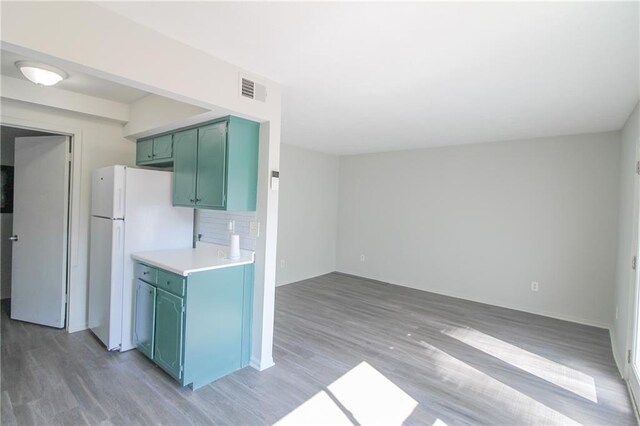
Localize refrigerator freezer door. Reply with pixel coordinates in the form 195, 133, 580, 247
88, 216, 125, 350
91, 165, 126, 219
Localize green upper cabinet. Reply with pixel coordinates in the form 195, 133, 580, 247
173, 129, 198, 206
153, 134, 173, 161
136, 138, 154, 164
172, 116, 259, 211
136, 134, 174, 167
196, 122, 227, 209
225, 116, 260, 211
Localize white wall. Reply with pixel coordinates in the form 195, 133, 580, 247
0, 136, 15, 299
337, 132, 621, 327
276, 144, 339, 286
1, 98, 135, 332
612, 101, 640, 375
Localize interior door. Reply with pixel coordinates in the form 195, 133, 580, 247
11, 135, 69, 328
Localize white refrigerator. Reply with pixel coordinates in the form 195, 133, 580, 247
88, 165, 193, 351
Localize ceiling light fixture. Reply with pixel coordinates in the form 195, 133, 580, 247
15, 61, 68, 87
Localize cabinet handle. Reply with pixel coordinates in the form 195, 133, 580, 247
143, 271, 150, 275
196, 198, 202, 202
190, 198, 195, 203
147, 154, 152, 158
149, 290, 153, 295
166, 281, 171, 285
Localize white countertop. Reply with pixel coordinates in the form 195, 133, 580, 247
131, 242, 254, 276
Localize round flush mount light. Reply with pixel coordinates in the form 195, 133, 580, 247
15, 61, 68, 87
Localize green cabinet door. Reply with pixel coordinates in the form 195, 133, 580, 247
196, 122, 227, 209
173, 129, 198, 207
134, 280, 156, 359
154, 288, 185, 380
136, 139, 154, 164
153, 134, 173, 161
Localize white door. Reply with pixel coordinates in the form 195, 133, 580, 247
10, 135, 69, 328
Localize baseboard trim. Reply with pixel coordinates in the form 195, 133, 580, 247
250, 355, 275, 371
332, 271, 612, 330
610, 328, 626, 379
277, 270, 337, 288
68, 322, 88, 334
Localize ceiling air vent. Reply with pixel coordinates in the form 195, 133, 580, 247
239, 74, 267, 102
241, 78, 254, 99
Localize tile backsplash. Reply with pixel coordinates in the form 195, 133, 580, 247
195, 210, 257, 251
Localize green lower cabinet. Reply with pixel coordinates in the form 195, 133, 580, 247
134, 262, 254, 390
154, 288, 185, 380
134, 280, 156, 360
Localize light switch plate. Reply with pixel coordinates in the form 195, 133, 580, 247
250, 221, 260, 238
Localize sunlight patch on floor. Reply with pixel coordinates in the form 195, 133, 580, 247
442, 327, 597, 402
419, 340, 582, 425
327, 361, 418, 425
275, 390, 353, 426
274, 361, 418, 426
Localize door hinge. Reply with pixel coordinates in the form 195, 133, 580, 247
628, 350, 632, 363
636, 161, 640, 175
633, 256, 637, 271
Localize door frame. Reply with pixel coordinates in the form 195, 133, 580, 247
1, 113, 82, 332
626, 136, 640, 417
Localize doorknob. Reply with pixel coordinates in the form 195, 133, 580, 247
8, 235, 18, 242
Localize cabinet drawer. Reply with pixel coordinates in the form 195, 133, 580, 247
136, 263, 157, 284
157, 269, 185, 297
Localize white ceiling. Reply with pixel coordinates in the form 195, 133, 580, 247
100, 2, 639, 155
1, 50, 149, 104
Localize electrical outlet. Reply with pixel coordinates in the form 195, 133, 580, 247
280, 259, 285, 268
360, 254, 366, 262
250, 221, 260, 238
531, 281, 539, 292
